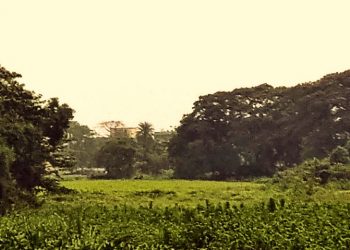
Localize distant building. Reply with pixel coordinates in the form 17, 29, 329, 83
110, 127, 139, 139
109, 126, 174, 142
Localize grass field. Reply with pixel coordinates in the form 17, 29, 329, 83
1, 179, 349, 249
59, 179, 279, 208
59, 179, 350, 208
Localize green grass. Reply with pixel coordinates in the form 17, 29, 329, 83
1, 179, 349, 249
59, 179, 350, 208
60, 179, 278, 208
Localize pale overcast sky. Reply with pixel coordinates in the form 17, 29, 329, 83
1, 1, 350, 130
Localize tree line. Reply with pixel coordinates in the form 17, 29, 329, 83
2, 63, 349, 211
65, 121, 173, 179
169, 70, 350, 179
65, 69, 350, 181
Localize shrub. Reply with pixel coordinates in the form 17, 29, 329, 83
330, 146, 350, 164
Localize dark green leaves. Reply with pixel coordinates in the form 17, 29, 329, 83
170, 70, 350, 179
0, 65, 73, 199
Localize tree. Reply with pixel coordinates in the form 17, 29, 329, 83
169, 83, 281, 179
95, 140, 136, 178
136, 122, 162, 174
66, 121, 104, 169
136, 122, 155, 155
0, 65, 74, 197
0, 138, 14, 213
169, 69, 350, 179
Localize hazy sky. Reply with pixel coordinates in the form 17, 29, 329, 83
1, 1, 350, 130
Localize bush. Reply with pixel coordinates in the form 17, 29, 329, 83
330, 146, 350, 164
274, 158, 331, 195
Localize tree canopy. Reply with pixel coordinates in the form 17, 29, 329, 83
66, 121, 104, 169
169, 70, 350, 179
0, 65, 73, 210
95, 140, 136, 178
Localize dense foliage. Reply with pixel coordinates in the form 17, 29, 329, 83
0, 65, 73, 211
0, 199, 349, 249
275, 157, 350, 191
79, 121, 172, 178
66, 121, 107, 169
95, 140, 136, 178
135, 122, 172, 175
169, 70, 350, 179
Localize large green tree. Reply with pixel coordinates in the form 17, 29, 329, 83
136, 122, 170, 174
66, 121, 105, 169
0, 65, 74, 203
136, 122, 155, 157
95, 140, 136, 178
169, 70, 350, 179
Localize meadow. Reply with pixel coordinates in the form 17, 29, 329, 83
0, 179, 349, 249
59, 179, 274, 208
59, 179, 350, 207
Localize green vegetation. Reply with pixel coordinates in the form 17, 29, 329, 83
170, 70, 350, 179
66, 121, 105, 169
0, 65, 73, 212
64, 70, 350, 182
95, 140, 136, 178
1, 200, 349, 249
61, 179, 270, 207
0, 179, 349, 249
64, 178, 350, 207
1, 65, 350, 248
65, 120, 172, 178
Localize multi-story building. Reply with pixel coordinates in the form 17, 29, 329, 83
110, 127, 139, 139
